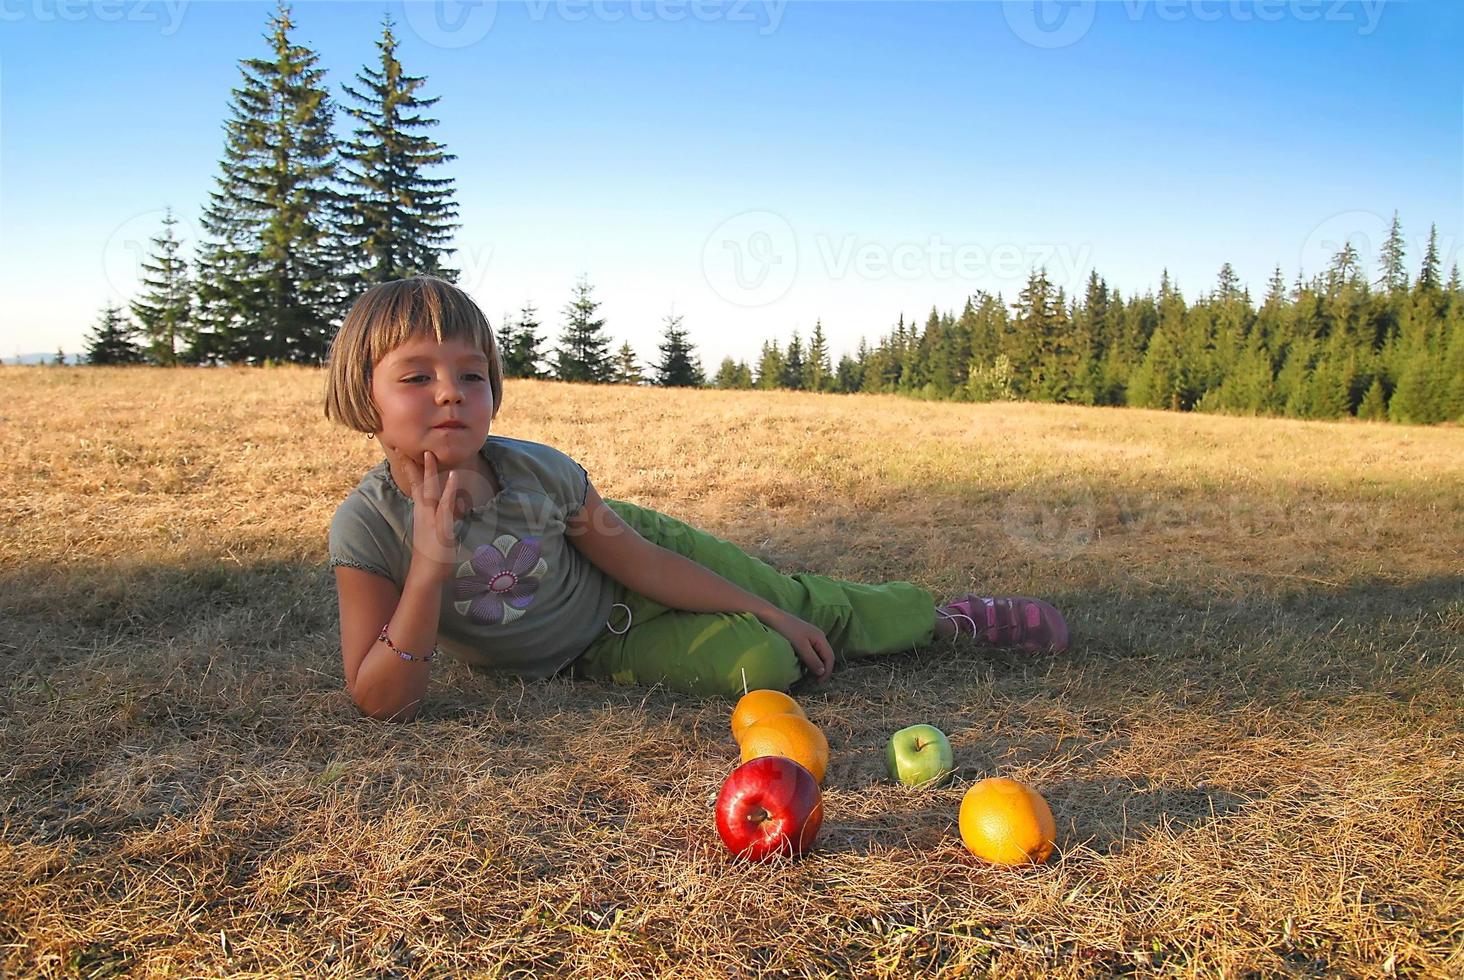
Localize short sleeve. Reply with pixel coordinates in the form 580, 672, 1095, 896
328, 494, 398, 582
531, 442, 590, 517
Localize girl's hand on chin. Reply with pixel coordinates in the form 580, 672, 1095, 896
382, 442, 470, 520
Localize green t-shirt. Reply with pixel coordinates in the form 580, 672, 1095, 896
328, 435, 618, 678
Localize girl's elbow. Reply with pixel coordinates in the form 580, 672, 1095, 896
352, 687, 423, 723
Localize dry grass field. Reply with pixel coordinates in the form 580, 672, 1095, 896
1, 364, 1460, 978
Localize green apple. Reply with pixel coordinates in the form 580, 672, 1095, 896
885, 724, 954, 788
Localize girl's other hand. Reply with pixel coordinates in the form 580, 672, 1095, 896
762, 610, 836, 685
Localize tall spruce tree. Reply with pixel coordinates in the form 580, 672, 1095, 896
554, 276, 614, 383
130, 208, 193, 366
501, 302, 546, 379
194, 1, 342, 365
84, 304, 147, 365
1378, 211, 1408, 293
1416, 223, 1441, 293
653, 313, 705, 387
781, 331, 806, 390
804, 319, 832, 392
337, 16, 460, 287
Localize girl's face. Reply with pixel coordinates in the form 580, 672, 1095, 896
370, 335, 495, 467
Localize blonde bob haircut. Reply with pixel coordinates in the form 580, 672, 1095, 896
324, 276, 504, 435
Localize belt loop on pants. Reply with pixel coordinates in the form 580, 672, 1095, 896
606, 602, 633, 635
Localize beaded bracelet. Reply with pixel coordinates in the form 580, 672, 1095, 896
378, 623, 440, 663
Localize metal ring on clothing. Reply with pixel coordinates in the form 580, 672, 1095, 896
606, 602, 633, 635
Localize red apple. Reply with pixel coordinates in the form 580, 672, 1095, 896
715, 756, 824, 862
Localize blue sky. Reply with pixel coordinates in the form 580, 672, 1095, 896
1, 0, 1460, 366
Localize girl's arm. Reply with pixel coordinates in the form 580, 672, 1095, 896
567, 485, 835, 680
339, 558, 445, 722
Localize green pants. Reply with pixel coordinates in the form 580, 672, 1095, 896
564, 499, 939, 698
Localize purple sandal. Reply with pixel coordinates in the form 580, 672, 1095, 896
937, 595, 1070, 653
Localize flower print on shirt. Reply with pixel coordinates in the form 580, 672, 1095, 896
453, 534, 548, 626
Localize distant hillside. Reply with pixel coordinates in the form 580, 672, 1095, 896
6, 352, 78, 366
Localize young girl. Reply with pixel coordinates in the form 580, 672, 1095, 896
324, 277, 1070, 722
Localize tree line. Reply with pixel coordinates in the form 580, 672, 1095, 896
702, 217, 1462, 426
61, 3, 1461, 423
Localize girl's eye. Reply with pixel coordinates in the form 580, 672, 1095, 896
401, 374, 484, 383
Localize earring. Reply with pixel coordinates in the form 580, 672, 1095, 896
367, 432, 375, 440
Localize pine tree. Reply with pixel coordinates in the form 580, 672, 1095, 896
1127, 326, 1181, 410
53, 348, 67, 366
84, 303, 146, 365
553, 276, 614, 383
194, 1, 342, 365
501, 302, 546, 378
1387, 351, 1438, 423
713, 357, 754, 389
781, 331, 805, 390
1325, 241, 1362, 297
755, 340, 785, 390
653, 313, 705, 387
834, 354, 863, 393
1416, 223, 1441, 293
1357, 377, 1387, 420
1264, 265, 1287, 307
1012, 268, 1072, 398
1378, 210, 1408, 293
1216, 262, 1241, 302
612, 341, 644, 385
337, 15, 460, 287
129, 207, 193, 366
804, 319, 832, 392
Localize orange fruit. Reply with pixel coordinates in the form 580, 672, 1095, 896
958, 777, 1056, 866
731, 689, 806, 743
739, 713, 830, 785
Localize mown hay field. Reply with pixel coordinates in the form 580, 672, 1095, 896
1, 364, 1460, 977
